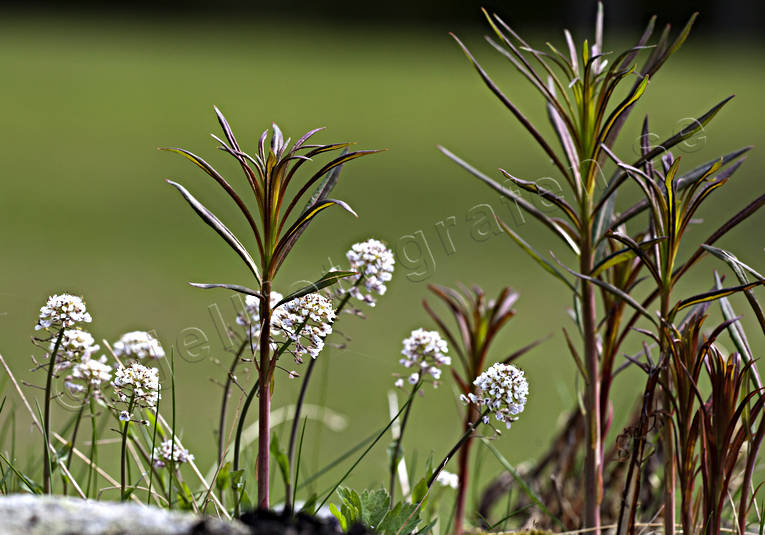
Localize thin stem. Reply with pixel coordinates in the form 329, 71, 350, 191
42, 328, 65, 494
219, 339, 249, 465
86, 396, 98, 498
257, 280, 273, 510
389, 380, 420, 501
63, 386, 90, 496
120, 394, 136, 500
453, 404, 479, 535
660, 290, 676, 535
581, 207, 602, 535
427, 408, 490, 490
284, 286, 356, 514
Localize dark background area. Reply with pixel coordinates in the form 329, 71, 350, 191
5, 0, 765, 35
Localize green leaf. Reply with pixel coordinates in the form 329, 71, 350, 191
215, 461, 231, 493
555, 253, 658, 326
497, 218, 577, 293
360, 488, 391, 528
410, 476, 430, 507
675, 280, 765, 312
330, 502, 348, 531
438, 145, 580, 254
274, 270, 357, 309
167, 180, 260, 284
270, 434, 290, 494
702, 245, 764, 282
338, 486, 362, 525
591, 236, 664, 278
481, 440, 564, 529
378, 501, 420, 535
188, 282, 261, 298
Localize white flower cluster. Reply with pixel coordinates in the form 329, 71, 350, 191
35, 293, 92, 331
271, 293, 335, 362
344, 239, 395, 307
65, 356, 113, 394
53, 328, 100, 364
396, 328, 451, 387
436, 470, 459, 489
235, 292, 285, 340
112, 362, 161, 411
461, 363, 529, 429
113, 331, 165, 360
152, 439, 194, 468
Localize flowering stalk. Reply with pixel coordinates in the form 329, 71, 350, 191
283, 282, 358, 515
218, 338, 249, 465
62, 384, 90, 496
120, 392, 136, 500
42, 327, 65, 494
388, 378, 421, 501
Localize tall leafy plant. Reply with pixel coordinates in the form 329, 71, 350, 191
441, 4, 762, 533
164, 108, 380, 508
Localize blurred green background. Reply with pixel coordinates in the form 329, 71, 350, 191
1, 7, 764, 509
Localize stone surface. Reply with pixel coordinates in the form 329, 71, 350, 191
0, 494, 251, 535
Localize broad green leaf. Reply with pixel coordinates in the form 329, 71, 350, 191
410, 475, 430, 507
274, 270, 357, 309
215, 461, 231, 493
378, 501, 420, 535
167, 180, 260, 284
360, 488, 391, 528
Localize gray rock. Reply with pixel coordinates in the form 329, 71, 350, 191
0, 494, 250, 535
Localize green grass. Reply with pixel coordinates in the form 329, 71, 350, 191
1, 13, 764, 501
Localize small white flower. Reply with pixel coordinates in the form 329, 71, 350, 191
436, 470, 459, 489
271, 293, 335, 362
343, 239, 395, 307
462, 363, 529, 429
113, 331, 165, 360
152, 439, 194, 468
394, 378, 404, 388
119, 410, 130, 422
235, 292, 285, 341
50, 328, 100, 371
65, 355, 112, 395
112, 362, 161, 411
35, 294, 92, 331
397, 328, 450, 387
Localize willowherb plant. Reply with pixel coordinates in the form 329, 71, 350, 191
164, 106, 381, 509
422, 283, 541, 535
442, 3, 764, 533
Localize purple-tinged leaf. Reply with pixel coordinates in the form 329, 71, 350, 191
167, 180, 261, 284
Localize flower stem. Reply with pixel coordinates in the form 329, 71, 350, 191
63, 385, 90, 496
388, 380, 419, 501
453, 404, 479, 535
284, 287, 356, 515
86, 396, 98, 498
42, 328, 65, 494
427, 408, 490, 491
219, 339, 248, 465
120, 394, 136, 500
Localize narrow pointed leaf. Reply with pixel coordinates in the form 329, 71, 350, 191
188, 282, 262, 298
167, 180, 260, 283
554, 253, 658, 326
497, 218, 577, 293
675, 280, 765, 312
274, 271, 357, 309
